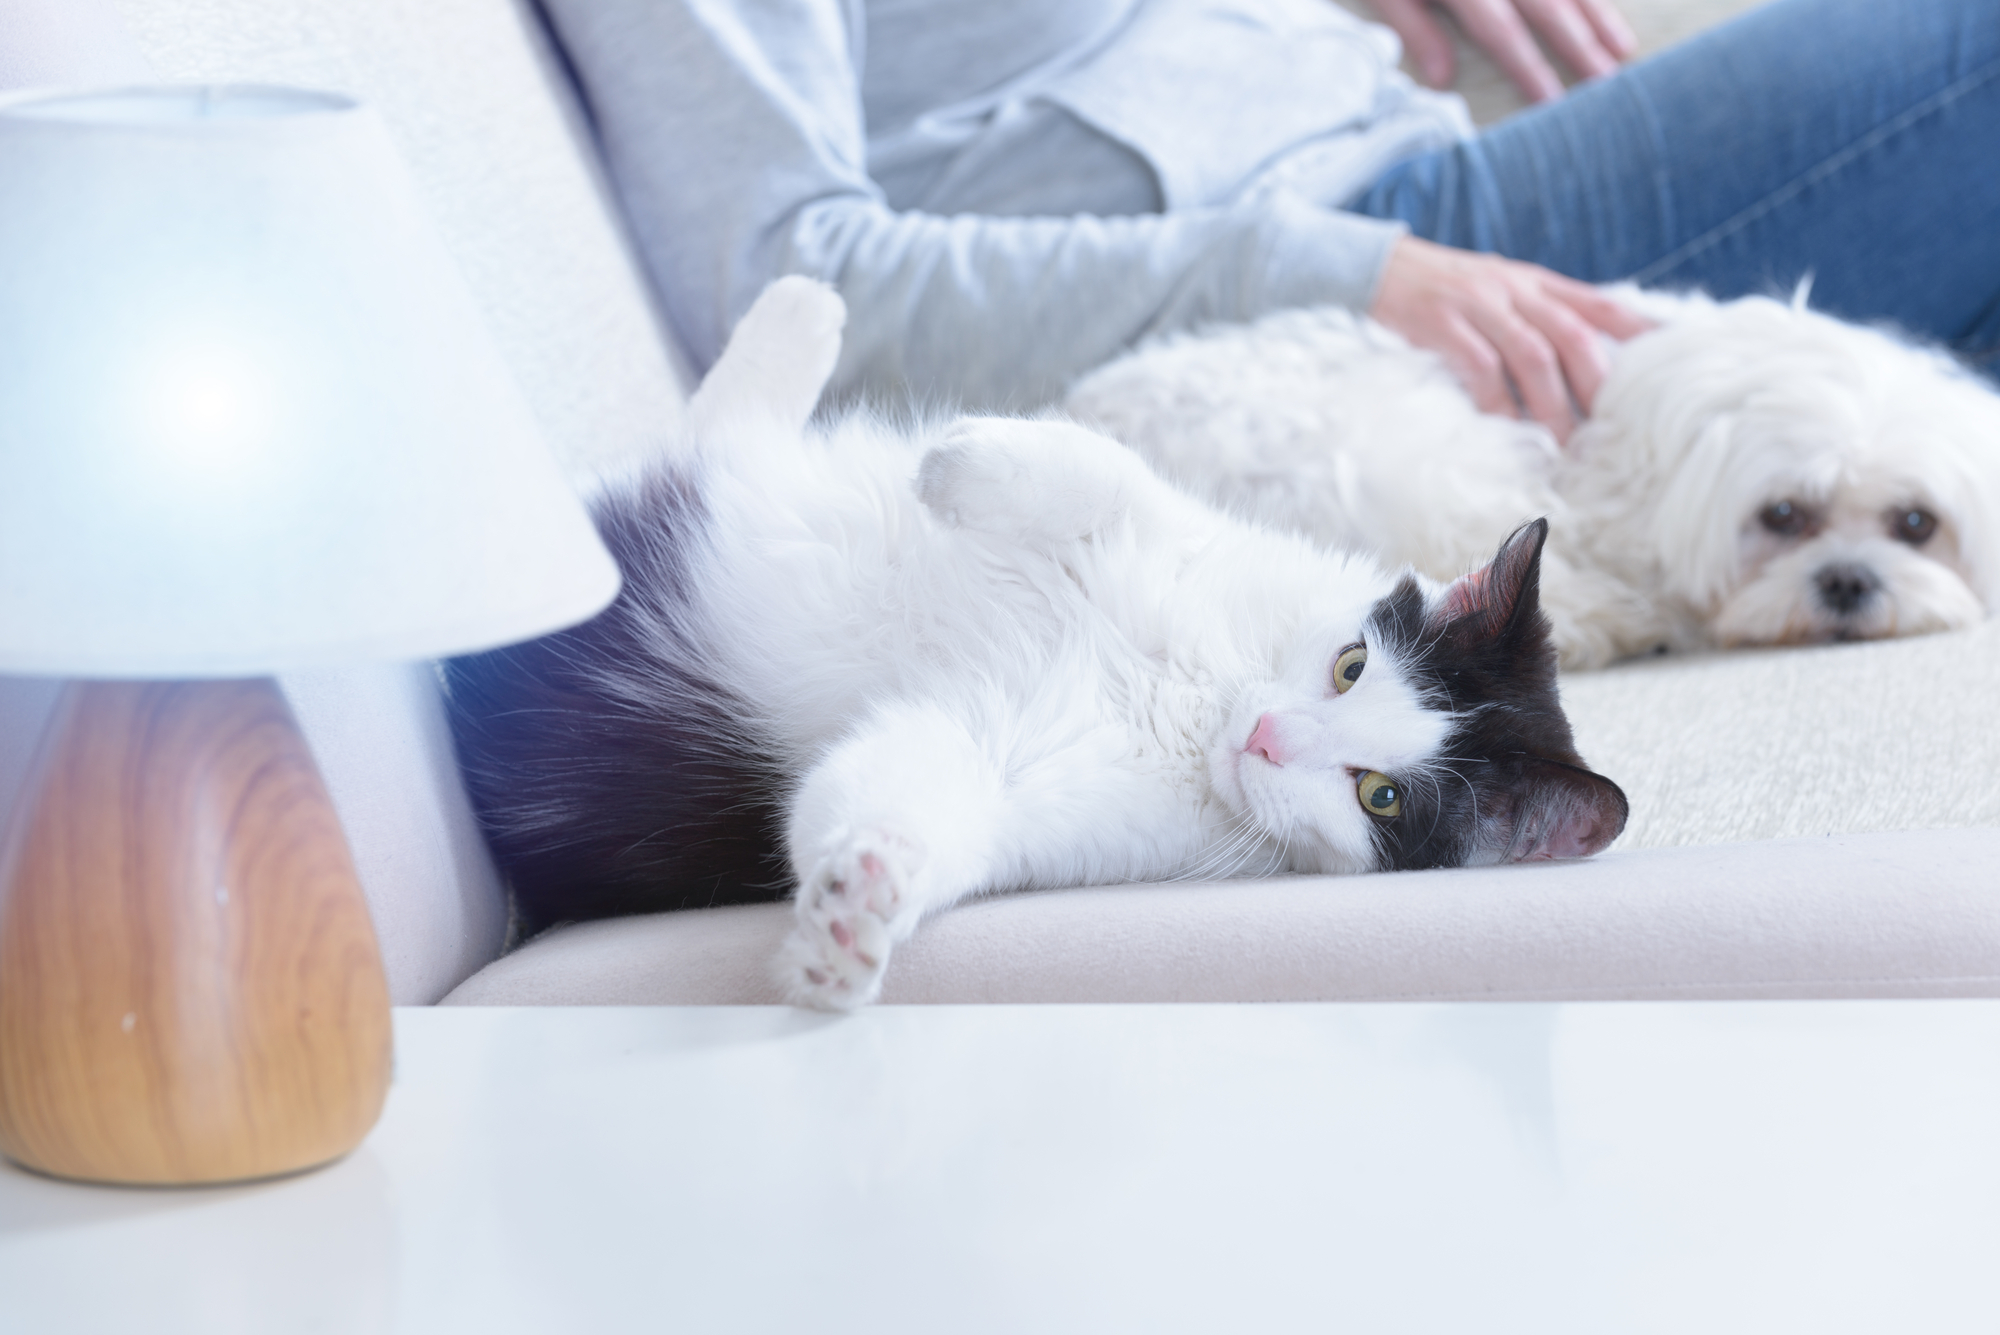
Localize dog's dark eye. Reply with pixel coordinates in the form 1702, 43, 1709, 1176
1357, 771, 1401, 818
1759, 500, 1815, 538
1890, 508, 1939, 546
1332, 643, 1366, 694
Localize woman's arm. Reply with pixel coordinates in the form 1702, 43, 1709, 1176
541, 0, 1409, 408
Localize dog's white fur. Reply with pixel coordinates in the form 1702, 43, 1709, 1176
1067, 289, 2000, 668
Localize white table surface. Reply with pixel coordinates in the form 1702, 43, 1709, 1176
3, 1001, 1998, 1334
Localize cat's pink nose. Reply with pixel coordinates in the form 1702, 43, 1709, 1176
1245, 713, 1285, 765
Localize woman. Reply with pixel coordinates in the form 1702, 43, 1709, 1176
541, 0, 1998, 441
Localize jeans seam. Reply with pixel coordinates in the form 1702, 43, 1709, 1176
1631, 53, 2000, 286
1624, 72, 1676, 278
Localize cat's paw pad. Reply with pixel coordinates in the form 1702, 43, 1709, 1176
777, 828, 925, 1011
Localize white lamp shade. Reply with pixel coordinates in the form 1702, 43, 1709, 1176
0, 87, 620, 677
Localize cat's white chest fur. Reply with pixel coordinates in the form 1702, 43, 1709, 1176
698, 416, 1248, 863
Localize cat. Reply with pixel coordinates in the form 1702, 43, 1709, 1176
1067, 289, 2000, 669
446, 277, 1628, 1010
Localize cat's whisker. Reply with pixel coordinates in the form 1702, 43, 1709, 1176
1174, 824, 1250, 882
1176, 808, 1277, 882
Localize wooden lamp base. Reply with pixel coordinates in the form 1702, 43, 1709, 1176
0, 678, 392, 1185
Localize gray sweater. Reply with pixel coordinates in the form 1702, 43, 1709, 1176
542, 0, 1471, 408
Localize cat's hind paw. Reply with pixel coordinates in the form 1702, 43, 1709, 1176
688, 275, 846, 438
775, 827, 925, 1011
918, 416, 1144, 545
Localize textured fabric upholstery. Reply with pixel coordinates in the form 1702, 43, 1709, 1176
445, 830, 2000, 1004
1565, 619, 2000, 850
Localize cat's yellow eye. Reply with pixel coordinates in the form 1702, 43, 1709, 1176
1332, 644, 1367, 694
1357, 771, 1401, 818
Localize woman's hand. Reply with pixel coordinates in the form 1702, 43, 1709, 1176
1368, 235, 1651, 443
1363, 0, 1636, 104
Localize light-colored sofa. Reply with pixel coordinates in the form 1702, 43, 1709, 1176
3, 0, 1996, 1008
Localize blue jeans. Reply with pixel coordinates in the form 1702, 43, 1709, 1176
1350, 0, 2000, 368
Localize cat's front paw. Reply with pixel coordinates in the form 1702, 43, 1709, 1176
918, 416, 1141, 544
776, 826, 926, 1011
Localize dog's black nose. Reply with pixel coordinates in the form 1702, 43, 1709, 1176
1815, 563, 1881, 615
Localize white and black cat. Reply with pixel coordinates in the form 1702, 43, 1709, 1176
447, 278, 1627, 1010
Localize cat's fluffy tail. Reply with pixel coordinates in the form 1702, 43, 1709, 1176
688, 276, 847, 439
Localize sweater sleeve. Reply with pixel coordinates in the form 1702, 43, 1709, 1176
540, 0, 1408, 410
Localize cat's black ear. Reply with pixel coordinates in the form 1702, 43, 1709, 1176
1435, 519, 1549, 643
1478, 758, 1629, 863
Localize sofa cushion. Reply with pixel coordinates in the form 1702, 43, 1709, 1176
1563, 618, 2000, 850
443, 829, 2000, 1004
280, 665, 511, 1004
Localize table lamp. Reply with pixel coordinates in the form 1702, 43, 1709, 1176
0, 86, 620, 1185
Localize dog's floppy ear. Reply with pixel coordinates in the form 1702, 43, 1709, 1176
1435, 518, 1549, 645
1477, 757, 1629, 862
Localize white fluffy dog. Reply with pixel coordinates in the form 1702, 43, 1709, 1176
1066, 289, 2000, 669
